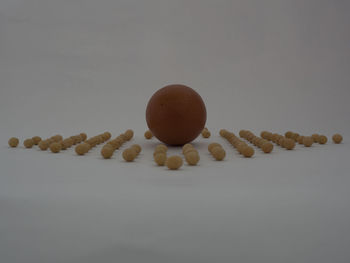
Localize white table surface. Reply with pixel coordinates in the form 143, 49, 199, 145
1, 1, 350, 262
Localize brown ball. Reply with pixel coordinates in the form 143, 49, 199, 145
49, 142, 62, 153
166, 155, 183, 170
332, 134, 343, 144
185, 151, 200, 165
75, 143, 90, 155
131, 144, 142, 154
32, 136, 42, 145
101, 145, 115, 159
122, 148, 137, 162
146, 85, 207, 146
283, 138, 295, 150
23, 138, 34, 148
291, 133, 300, 141
303, 136, 313, 147
144, 130, 153, 139
154, 152, 167, 166
318, 135, 327, 144
80, 133, 87, 141
211, 146, 226, 161
311, 134, 319, 143
261, 142, 273, 153
8, 137, 19, 147
124, 130, 134, 141
241, 146, 254, 158
38, 140, 50, 150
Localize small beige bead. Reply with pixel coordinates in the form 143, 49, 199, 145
271, 133, 279, 142
101, 145, 115, 159
291, 133, 300, 141
122, 148, 137, 162
219, 129, 228, 137
318, 135, 327, 144
285, 131, 293, 138
52, 135, 63, 142
23, 138, 34, 148
332, 134, 343, 144
32, 136, 42, 145
261, 142, 273, 153
297, 136, 304, 144
239, 130, 246, 138
303, 136, 313, 147
75, 143, 90, 155
260, 131, 268, 139
240, 146, 254, 158
185, 151, 200, 165
49, 142, 62, 153
211, 146, 226, 161
311, 134, 319, 143
144, 130, 153, 139
201, 129, 211, 138
8, 137, 19, 147
154, 152, 167, 166
183, 147, 197, 155
124, 130, 134, 141
166, 155, 183, 170
182, 143, 193, 153
38, 140, 50, 150
208, 143, 222, 152
265, 132, 273, 141
283, 138, 295, 150
155, 144, 168, 152
80, 133, 87, 141
131, 144, 142, 154
103, 132, 111, 141
153, 149, 167, 157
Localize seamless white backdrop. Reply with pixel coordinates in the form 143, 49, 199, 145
1, 1, 350, 263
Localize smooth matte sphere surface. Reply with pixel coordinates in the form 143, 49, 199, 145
146, 84, 206, 146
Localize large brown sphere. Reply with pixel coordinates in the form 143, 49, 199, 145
146, 84, 206, 146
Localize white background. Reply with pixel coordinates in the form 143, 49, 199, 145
1, 0, 350, 262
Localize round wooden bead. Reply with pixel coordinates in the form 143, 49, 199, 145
101, 145, 115, 159
166, 155, 183, 170
49, 142, 62, 153
131, 144, 142, 154
8, 137, 19, 147
332, 134, 343, 144
185, 151, 200, 165
155, 144, 168, 152
211, 146, 226, 161
23, 139, 34, 148
318, 135, 327, 144
303, 136, 313, 147
283, 138, 295, 150
80, 133, 87, 141
241, 146, 254, 158
285, 131, 293, 138
311, 134, 319, 143
297, 136, 304, 144
201, 129, 210, 138
32, 136, 42, 145
154, 152, 167, 166
261, 142, 273, 153
182, 143, 194, 153
38, 140, 50, 150
124, 130, 134, 141
122, 148, 137, 162
208, 143, 222, 152
75, 143, 90, 155
144, 130, 153, 139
